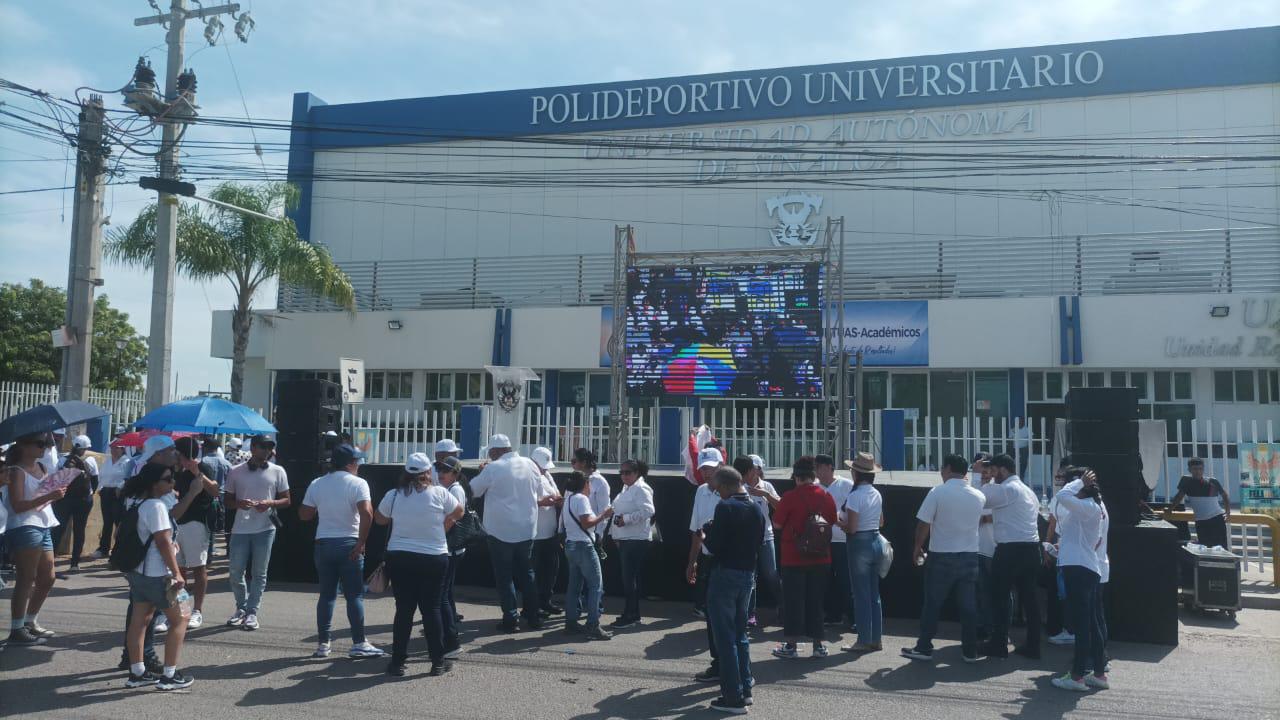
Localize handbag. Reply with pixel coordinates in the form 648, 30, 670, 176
366, 562, 390, 594
878, 533, 894, 579
566, 493, 608, 561
447, 507, 488, 552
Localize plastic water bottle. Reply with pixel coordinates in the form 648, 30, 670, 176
175, 589, 194, 619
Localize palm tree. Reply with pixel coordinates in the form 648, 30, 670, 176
106, 182, 354, 402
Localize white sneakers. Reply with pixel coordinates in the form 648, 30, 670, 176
313, 642, 331, 658
1048, 631, 1075, 645
242, 613, 260, 631
348, 641, 386, 658
227, 609, 247, 627
1052, 674, 1090, 692
154, 615, 169, 634
187, 610, 203, 629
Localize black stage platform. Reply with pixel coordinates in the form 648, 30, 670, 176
267, 465, 1178, 645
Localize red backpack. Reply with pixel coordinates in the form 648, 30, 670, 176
795, 491, 832, 557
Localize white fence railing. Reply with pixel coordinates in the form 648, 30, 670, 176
702, 404, 828, 468
344, 406, 460, 465
0, 381, 147, 429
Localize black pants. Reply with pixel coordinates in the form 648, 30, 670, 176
617, 539, 650, 621
825, 542, 854, 625
442, 552, 462, 646
385, 551, 449, 664
532, 537, 561, 610
1041, 559, 1068, 636
98, 488, 122, 554
1196, 514, 1229, 550
782, 564, 829, 642
51, 498, 92, 566
991, 542, 1042, 653
694, 553, 713, 611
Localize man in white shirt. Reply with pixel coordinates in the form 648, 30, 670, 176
816, 454, 856, 629
95, 445, 131, 558
530, 447, 564, 617
970, 454, 997, 644
298, 444, 383, 659
903, 454, 986, 663
223, 435, 291, 631
687, 448, 723, 683
978, 454, 1044, 660
470, 434, 543, 633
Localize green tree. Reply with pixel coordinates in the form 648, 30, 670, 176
0, 279, 148, 390
105, 182, 354, 402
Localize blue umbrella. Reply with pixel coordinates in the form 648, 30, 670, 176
0, 401, 110, 445
133, 396, 276, 435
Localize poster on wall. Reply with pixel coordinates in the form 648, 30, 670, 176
1240, 442, 1280, 519
829, 300, 929, 366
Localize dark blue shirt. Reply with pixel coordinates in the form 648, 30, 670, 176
702, 493, 767, 571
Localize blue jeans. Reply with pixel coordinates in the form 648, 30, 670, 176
564, 541, 603, 626
915, 551, 979, 656
708, 566, 755, 704
825, 542, 855, 625
617, 539, 650, 621
1063, 565, 1106, 678
848, 531, 883, 646
229, 528, 276, 614
487, 537, 538, 622
748, 539, 782, 617
313, 537, 365, 644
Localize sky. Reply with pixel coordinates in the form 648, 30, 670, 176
1, 0, 1278, 397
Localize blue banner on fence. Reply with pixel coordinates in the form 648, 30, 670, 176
829, 300, 929, 367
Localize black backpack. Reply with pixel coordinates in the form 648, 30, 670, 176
109, 502, 154, 573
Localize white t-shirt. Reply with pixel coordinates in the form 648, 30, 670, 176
689, 483, 720, 556
916, 478, 985, 553
535, 474, 561, 541
980, 476, 1041, 544
469, 453, 541, 543
225, 462, 290, 534
562, 493, 596, 544
132, 497, 173, 577
842, 483, 883, 533
745, 480, 776, 543
4, 466, 59, 529
378, 485, 459, 556
821, 476, 855, 542
1055, 488, 1105, 576
588, 472, 611, 514
99, 454, 130, 489
302, 471, 371, 540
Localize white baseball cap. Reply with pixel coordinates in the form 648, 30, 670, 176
698, 447, 723, 468
531, 446, 555, 471
72, 434, 93, 449
138, 434, 176, 465
434, 439, 463, 454
488, 434, 512, 450
405, 452, 432, 475
226, 437, 243, 449
323, 430, 339, 437
748, 454, 766, 471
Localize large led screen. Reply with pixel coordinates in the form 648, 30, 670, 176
626, 263, 823, 398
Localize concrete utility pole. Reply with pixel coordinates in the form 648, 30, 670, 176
59, 96, 109, 403
135, 0, 241, 410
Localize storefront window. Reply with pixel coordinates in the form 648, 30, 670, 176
1234, 370, 1255, 402
1046, 372, 1064, 400
974, 371, 1008, 420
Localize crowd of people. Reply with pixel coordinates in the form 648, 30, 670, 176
1, 425, 1233, 712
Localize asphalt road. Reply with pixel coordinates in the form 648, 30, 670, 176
2, 558, 1277, 719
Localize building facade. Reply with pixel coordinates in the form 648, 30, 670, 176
213, 26, 1280, 451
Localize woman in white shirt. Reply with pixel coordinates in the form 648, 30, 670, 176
96, 445, 131, 558
121, 462, 194, 690
1051, 469, 1109, 693
434, 455, 470, 649
529, 448, 564, 617
375, 456, 464, 678
561, 471, 613, 641
840, 453, 885, 653
3, 432, 64, 646
607, 458, 656, 630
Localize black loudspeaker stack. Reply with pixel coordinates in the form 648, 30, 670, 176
1067, 387, 1141, 527
274, 379, 342, 466
268, 378, 342, 583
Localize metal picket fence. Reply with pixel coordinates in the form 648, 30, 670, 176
0, 381, 147, 428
